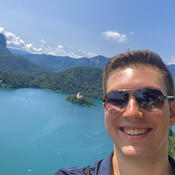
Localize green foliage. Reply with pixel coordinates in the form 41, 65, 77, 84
66, 94, 93, 106
168, 136, 175, 158
169, 127, 173, 136
23, 54, 109, 72
0, 66, 103, 99
0, 47, 50, 76
0, 71, 38, 88
33, 66, 103, 99
168, 128, 175, 158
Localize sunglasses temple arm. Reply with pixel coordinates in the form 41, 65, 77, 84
166, 96, 175, 100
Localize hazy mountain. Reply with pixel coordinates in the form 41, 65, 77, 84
23, 53, 109, 72
20, 50, 175, 80
168, 64, 175, 78
0, 33, 6, 48
8, 48, 29, 55
1, 33, 175, 82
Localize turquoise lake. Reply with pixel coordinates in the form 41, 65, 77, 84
1, 88, 174, 175
0, 88, 113, 175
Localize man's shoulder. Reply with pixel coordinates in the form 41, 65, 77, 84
54, 160, 103, 175
169, 155, 175, 172
54, 153, 113, 175
54, 166, 86, 175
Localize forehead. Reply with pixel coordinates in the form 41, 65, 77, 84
106, 65, 166, 94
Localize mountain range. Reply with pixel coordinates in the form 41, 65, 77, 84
0, 33, 174, 99
8, 47, 175, 79
21, 53, 109, 72
0, 34, 49, 76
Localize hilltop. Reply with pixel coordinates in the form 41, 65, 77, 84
0, 34, 50, 76
12, 47, 175, 80
22, 53, 109, 72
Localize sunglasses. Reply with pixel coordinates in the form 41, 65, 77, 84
103, 88, 174, 113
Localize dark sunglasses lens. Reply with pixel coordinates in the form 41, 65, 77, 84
106, 91, 129, 108
135, 89, 164, 111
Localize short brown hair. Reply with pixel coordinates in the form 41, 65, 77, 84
103, 50, 174, 96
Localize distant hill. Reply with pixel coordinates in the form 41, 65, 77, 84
38, 66, 103, 99
8, 48, 29, 55
0, 33, 6, 48
23, 53, 109, 72
0, 34, 50, 76
167, 64, 175, 79
0, 33, 175, 93
20, 50, 175, 80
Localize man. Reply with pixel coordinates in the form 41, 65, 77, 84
55, 50, 175, 175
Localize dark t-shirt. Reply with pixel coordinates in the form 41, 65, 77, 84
54, 153, 175, 175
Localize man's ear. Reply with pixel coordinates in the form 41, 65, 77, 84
169, 101, 175, 126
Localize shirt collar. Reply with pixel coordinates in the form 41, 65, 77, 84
97, 152, 113, 175
98, 153, 175, 175
169, 155, 175, 173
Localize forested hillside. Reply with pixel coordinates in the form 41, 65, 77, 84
22, 54, 109, 72
0, 34, 50, 76
0, 34, 175, 100
0, 67, 103, 99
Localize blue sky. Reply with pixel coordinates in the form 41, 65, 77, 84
0, 0, 175, 63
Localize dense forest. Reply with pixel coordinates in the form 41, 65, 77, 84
0, 66, 103, 99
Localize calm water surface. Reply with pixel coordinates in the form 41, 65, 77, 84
0, 88, 113, 175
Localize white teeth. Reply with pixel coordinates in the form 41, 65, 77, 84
123, 129, 148, 135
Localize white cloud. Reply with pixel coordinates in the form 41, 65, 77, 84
77, 49, 97, 58
102, 30, 127, 43
129, 32, 135, 35
43, 44, 82, 58
0, 27, 5, 33
0, 26, 96, 58
41, 39, 46, 45
58, 44, 63, 49
84, 52, 97, 58
0, 26, 42, 53
168, 56, 175, 64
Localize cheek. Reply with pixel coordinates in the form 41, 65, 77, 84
105, 112, 121, 143
146, 109, 170, 130
105, 111, 119, 129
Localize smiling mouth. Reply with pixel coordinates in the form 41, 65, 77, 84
120, 128, 152, 136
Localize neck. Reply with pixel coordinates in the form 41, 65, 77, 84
112, 146, 173, 175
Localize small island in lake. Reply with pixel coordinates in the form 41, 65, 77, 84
66, 92, 93, 106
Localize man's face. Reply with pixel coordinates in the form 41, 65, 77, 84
104, 65, 175, 159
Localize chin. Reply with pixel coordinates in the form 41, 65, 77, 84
120, 145, 148, 159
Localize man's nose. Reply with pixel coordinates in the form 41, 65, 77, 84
122, 96, 143, 119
